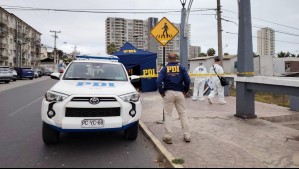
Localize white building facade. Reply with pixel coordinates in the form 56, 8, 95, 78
105, 17, 191, 66
0, 7, 41, 67
257, 27, 275, 56
189, 46, 201, 59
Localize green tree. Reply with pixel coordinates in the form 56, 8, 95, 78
57, 50, 64, 59
277, 51, 291, 58
224, 53, 229, 56
107, 43, 118, 55
207, 48, 216, 56
199, 53, 207, 57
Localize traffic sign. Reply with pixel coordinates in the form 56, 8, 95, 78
150, 17, 179, 46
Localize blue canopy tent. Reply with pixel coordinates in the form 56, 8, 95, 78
113, 42, 157, 92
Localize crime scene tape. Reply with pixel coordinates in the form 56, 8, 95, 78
131, 72, 255, 79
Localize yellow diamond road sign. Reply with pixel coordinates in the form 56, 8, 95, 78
150, 17, 179, 46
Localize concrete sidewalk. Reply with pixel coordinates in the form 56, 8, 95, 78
140, 92, 299, 168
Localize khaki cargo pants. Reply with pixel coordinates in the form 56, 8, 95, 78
163, 91, 191, 139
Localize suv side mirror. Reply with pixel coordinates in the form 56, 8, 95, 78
50, 73, 61, 80
130, 75, 140, 83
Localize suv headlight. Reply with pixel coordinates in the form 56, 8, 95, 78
45, 91, 69, 102
120, 93, 140, 102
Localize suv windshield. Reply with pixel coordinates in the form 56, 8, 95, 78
63, 62, 128, 81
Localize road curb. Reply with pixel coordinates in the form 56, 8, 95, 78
139, 121, 184, 168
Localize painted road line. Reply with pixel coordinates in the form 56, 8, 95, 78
8, 96, 44, 117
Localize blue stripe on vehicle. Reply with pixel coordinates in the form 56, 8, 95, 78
45, 121, 138, 133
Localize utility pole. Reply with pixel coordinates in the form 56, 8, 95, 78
180, 0, 193, 69
50, 30, 61, 70
236, 0, 256, 119
217, 0, 223, 63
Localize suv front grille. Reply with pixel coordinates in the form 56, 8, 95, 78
65, 108, 121, 117
71, 97, 117, 102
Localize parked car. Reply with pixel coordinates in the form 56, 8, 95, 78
37, 69, 43, 77
34, 70, 39, 78
11, 69, 17, 81
14, 67, 34, 80
0, 66, 13, 83
43, 68, 53, 76
34, 68, 43, 77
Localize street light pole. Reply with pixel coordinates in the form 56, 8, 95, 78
50, 30, 61, 70
180, 0, 193, 70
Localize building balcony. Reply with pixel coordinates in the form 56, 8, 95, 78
31, 58, 40, 62
35, 40, 41, 46
0, 30, 8, 37
0, 55, 9, 60
0, 43, 7, 49
0, 17, 9, 25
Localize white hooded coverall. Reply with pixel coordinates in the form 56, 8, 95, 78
208, 64, 226, 103
192, 65, 207, 101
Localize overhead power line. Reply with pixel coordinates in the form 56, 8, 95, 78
1, 5, 215, 14
1, 5, 216, 11
221, 16, 299, 37
225, 31, 299, 45
222, 9, 299, 31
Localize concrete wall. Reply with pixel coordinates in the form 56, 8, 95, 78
223, 57, 238, 73
189, 57, 214, 73
253, 55, 274, 76
254, 57, 260, 75
273, 58, 299, 75
260, 55, 274, 76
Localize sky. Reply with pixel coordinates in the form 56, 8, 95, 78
1, 0, 299, 56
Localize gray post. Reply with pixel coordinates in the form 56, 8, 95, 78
180, 7, 188, 70
217, 0, 223, 63
235, 0, 257, 119
290, 96, 299, 112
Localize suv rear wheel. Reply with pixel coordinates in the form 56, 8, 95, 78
42, 122, 60, 145
5, 81, 9, 84
124, 121, 139, 140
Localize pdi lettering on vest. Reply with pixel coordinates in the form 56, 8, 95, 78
167, 66, 180, 73
77, 82, 115, 87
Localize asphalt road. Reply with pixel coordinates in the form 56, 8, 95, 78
0, 79, 162, 168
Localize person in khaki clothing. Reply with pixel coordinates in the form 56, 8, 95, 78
156, 53, 191, 144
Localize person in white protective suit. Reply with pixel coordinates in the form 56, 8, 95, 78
192, 63, 207, 101
208, 57, 227, 105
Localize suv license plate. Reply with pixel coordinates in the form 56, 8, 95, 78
82, 119, 104, 128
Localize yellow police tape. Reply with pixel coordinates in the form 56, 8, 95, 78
133, 72, 255, 79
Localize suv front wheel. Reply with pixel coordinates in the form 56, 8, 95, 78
124, 121, 139, 140
42, 122, 60, 145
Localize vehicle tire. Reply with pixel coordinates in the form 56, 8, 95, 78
42, 122, 60, 145
13, 79, 16, 82
5, 81, 9, 84
124, 121, 139, 140
30, 78, 33, 80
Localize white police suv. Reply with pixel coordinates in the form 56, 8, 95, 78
41, 59, 141, 144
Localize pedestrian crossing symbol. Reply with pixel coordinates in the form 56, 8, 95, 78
150, 17, 179, 46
